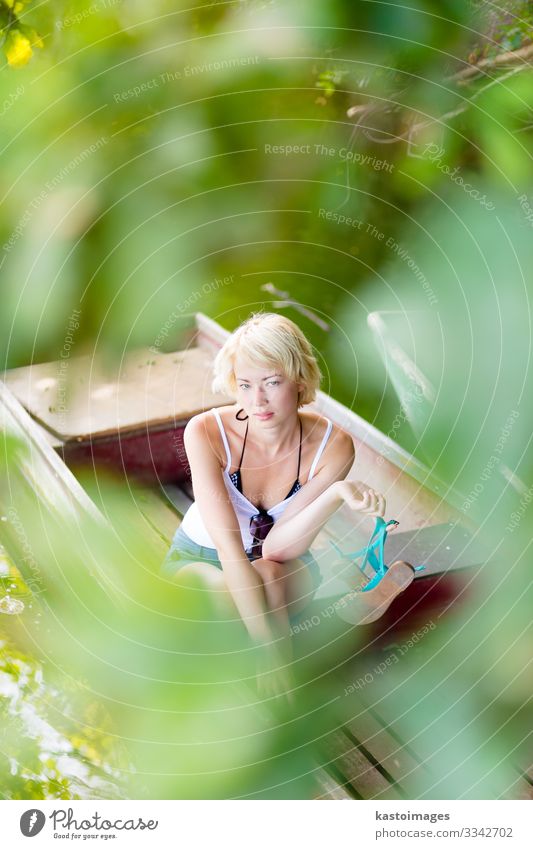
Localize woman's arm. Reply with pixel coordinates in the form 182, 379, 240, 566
184, 414, 279, 646
262, 479, 384, 561
262, 430, 385, 561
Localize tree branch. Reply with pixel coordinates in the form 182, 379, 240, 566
449, 41, 533, 85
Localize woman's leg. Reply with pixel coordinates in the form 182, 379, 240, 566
170, 557, 314, 642
178, 556, 415, 626
249, 557, 308, 661
171, 562, 239, 620
171, 559, 308, 624
251, 558, 291, 632
255, 555, 416, 628
252, 557, 315, 619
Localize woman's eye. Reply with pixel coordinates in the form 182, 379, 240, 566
239, 384, 250, 390
268, 380, 280, 387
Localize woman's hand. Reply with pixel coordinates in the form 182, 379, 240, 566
335, 480, 386, 517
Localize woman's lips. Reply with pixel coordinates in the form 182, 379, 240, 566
254, 412, 273, 420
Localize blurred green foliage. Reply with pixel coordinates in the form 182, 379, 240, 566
1, 0, 532, 800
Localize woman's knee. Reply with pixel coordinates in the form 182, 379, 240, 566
173, 562, 238, 618
253, 557, 286, 585
173, 562, 225, 591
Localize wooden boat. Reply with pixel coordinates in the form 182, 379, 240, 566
2, 312, 484, 627
1, 312, 529, 800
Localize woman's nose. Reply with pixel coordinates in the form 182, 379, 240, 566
253, 386, 267, 405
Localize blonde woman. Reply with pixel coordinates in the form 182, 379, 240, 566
163, 313, 414, 699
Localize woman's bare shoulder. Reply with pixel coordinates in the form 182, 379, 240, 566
302, 410, 354, 446
185, 404, 234, 430
301, 410, 354, 471
184, 405, 236, 461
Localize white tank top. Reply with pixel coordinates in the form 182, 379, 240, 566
180, 408, 333, 552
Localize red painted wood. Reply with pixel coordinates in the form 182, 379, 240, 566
59, 425, 191, 485
358, 571, 472, 646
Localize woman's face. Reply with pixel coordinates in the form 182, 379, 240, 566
233, 354, 303, 424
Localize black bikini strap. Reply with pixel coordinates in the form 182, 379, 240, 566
237, 419, 249, 471
296, 416, 303, 480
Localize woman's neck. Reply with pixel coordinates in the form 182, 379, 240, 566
246, 411, 301, 458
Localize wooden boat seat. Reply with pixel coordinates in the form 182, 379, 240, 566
3, 347, 232, 442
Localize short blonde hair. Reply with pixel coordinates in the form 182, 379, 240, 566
212, 312, 322, 406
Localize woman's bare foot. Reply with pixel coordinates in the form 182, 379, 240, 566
336, 561, 415, 625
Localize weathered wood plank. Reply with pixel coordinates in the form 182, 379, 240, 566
162, 483, 194, 515
320, 729, 402, 800
0, 380, 101, 523
135, 488, 181, 545
4, 347, 231, 441
342, 702, 432, 794
313, 768, 353, 800
351, 687, 531, 801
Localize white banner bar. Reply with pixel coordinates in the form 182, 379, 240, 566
1, 799, 532, 848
